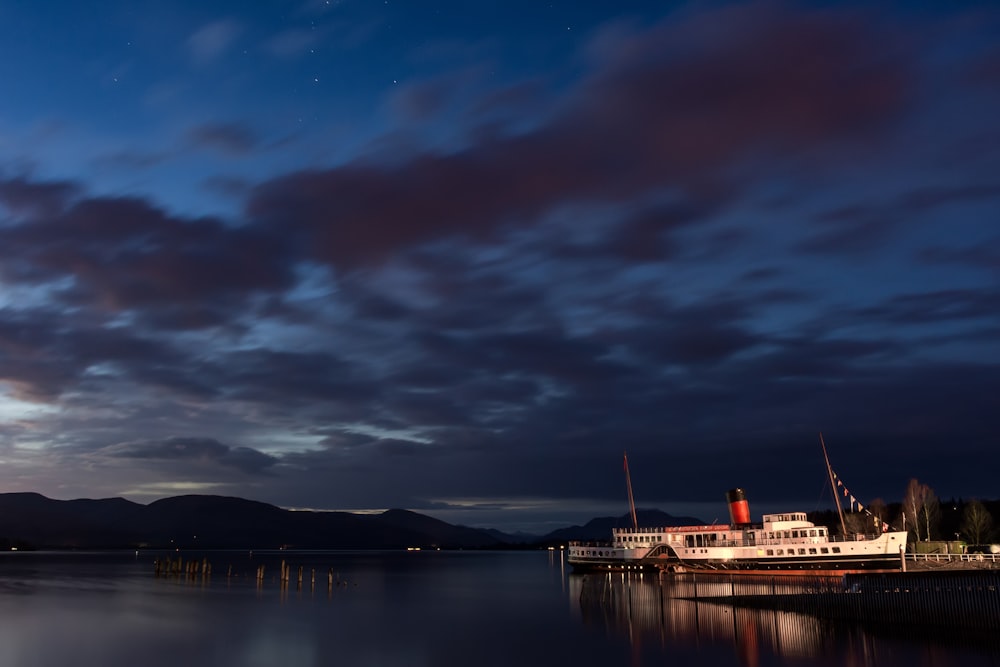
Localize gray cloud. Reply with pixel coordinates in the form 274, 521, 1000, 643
101, 437, 278, 475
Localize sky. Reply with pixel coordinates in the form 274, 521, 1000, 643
0, 0, 998, 534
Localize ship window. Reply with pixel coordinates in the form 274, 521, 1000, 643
819, 529, 826, 537
821, 548, 829, 554
809, 548, 817, 554
792, 531, 799, 538
809, 530, 817, 537
798, 548, 806, 555
766, 549, 774, 556
832, 547, 841, 554
776, 549, 784, 555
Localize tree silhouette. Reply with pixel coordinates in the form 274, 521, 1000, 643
919, 487, 941, 541
961, 499, 994, 545
903, 478, 925, 542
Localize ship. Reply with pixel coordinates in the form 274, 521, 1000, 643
567, 439, 909, 574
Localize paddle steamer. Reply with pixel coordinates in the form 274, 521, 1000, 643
568, 439, 908, 573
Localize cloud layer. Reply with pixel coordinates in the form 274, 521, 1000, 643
0, 1, 997, 531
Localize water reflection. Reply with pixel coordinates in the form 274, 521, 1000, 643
1, 551, 998, 667
570, 572, 1000, 667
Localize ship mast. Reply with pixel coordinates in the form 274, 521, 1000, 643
820, 432, 848, 536
624, 451, 638, 530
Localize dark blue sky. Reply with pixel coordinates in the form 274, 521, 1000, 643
0, 0, 997, 532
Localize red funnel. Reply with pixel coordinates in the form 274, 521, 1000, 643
726, 488, 750, 526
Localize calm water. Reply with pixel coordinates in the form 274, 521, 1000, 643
0, 550, 997, 667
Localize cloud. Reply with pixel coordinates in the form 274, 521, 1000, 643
264, 28, 320, 59
188, 19, 242, 64
0, 305, 204, 402
186, 122, 260, 156
919, 241, 1000, 271
1, 2, 997, 524
247, 4, 913, 271
0, 175, 80, 218
0, 181, 298, 328
101, 437, 278, 474
801, 183, 1000, 255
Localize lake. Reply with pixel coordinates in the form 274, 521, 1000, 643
0, 550, 997, 666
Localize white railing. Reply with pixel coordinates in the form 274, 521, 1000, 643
906, 553, 999, 564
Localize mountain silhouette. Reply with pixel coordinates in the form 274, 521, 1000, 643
0, 493, 704, 550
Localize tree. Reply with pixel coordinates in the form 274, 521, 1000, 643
844, 512, 869, 535
919, 488, 941, 541
868, 497, 888, 531
902, 478, 925, 541
961, 499, 994, 545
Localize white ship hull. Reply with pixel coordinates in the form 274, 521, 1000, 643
569, 507, 908, 573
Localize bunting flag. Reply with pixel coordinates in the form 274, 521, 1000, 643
831, 467, 884, 525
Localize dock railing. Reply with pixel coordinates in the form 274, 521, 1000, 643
906, 552, 999, 566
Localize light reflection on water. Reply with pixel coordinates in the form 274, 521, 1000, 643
571, 570, 1000, 667
0, 550, 996, 667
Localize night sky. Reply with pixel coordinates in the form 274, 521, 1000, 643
1, 0, 998, 533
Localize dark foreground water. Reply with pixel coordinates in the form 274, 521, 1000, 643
0, 550, 997, 667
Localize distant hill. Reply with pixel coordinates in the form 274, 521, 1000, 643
538, 509, 706, 543
0, 493, 502, 550
0, 493, 711, 550
482, 528, 542, 544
